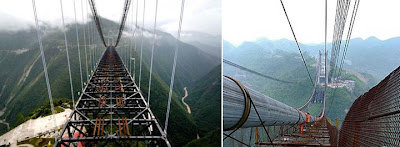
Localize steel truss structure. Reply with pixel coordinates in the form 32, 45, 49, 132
57, 46, 170, 146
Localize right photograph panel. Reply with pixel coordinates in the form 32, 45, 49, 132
222, 0, 400, 146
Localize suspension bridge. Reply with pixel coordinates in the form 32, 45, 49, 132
223, 0, 399, 146
29, 0, 186, 146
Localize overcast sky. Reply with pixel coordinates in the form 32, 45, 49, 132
223, 0, 400, 46
0, 0, 221, 36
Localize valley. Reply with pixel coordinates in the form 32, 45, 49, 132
181, 87, 191, 114
0, 17, 221, 146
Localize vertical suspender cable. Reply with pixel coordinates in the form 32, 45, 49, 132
73, 0, 84, 93
59, 0, 76, 109
127, 4, 131, 72
129, 1, 134, 75
133, 0, 139, 82
147, 0, 158, 104
322, 0, 328, 117
81, 0, 89, 83
164, 0, 185, 134
324, 0, 328, 86
128, 2, 132, 73
138, 0, 145, 89
31, 0, 58, 140
87, 1, 92, 74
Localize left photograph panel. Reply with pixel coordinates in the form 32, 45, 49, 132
0, 0, 221, 146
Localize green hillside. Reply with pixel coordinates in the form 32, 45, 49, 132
0, 18, 220, 146
223, 40, 373, 125
186, 65, 221, 137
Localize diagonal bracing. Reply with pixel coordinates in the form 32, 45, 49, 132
57, 46, 170, 147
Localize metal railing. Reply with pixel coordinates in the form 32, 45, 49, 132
339, 66, 400, 146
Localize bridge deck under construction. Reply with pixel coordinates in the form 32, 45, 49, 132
57, 46, 169, 146
255, 117, 337, 147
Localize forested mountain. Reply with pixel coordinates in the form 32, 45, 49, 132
223, 39, 395, 127
186, 65, 221, 136
226, 37, 400, 81
181, 31, 221, 58
0, 17, 221, 146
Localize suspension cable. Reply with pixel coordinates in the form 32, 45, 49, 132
88, 0, 107, 47
147, 0, 159, 105
329, 0, 341, 75
133, 0, 139, 81
81, 0, 89, 83
115, 0, 132, 47
59, 0, 76, 111
337, 0, 360, 80
327, 0, 360, 116
164, 0, 185, 134
330, 0, 351, 81
129, 0, 135, 79
73, 0, 84, 93
138, 0, 145, 89
223, 59, 294, 84
127, 3, 132, 72
323, 0, 328, 117
87, 1, 93, 74
31, 0, 58, 140
279, 0, 314, 86
330, 0, 348, 80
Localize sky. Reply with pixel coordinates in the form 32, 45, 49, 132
0, 0, 221, 36
223, 0, 400, 46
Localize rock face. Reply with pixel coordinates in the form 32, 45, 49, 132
0, 109, 72, 146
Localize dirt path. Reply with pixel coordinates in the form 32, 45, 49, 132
0, 84, 10, 130
346, 70, 367, 83
0, 84, 6, 117
17, 54, 40, 86
181, 87, 191, 114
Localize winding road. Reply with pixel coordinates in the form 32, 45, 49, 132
181, 87, 191, 114
181, 87, 200, 139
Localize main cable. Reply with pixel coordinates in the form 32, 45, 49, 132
88, 0, 107, 47
223, 59, 294, 84
327, 0, 359, 116
115, 0, 132, 47
337, 0, 359, 80
279, 0, 314, 86
331, 0, 351, 81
